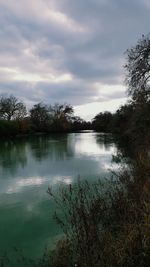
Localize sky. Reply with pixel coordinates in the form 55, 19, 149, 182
0, 0, 150, 120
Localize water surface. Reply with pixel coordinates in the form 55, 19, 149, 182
0, 132, 118, 258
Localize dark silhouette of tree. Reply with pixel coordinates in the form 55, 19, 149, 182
0, 95, 27, 121
49, 103, 73, 121
30, 103, 51, 131
71, 116, 85, 131
49, 103, 74, 132
112, 104, 134, 134
92, 111, 113, 132
30, 103, 74, 132
125, 34, 150, 103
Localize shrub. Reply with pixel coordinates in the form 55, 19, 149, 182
48, 155, 150, 267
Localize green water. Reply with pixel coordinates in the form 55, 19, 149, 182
0, 131, 118, 258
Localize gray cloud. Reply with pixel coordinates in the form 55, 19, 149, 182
0, 0, 149, 116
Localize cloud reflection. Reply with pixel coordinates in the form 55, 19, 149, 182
52, 175, 72, 185
6, 177, 47, 194
74, 133, 116, 157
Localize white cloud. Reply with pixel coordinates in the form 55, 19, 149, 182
12, 71, 72, 83
74, 98, 128, 120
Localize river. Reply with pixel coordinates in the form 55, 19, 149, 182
0, 131, 118, 259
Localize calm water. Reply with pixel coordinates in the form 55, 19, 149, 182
0, 131, 118, 258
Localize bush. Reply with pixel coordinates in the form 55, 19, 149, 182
48, 154, 150, 267
0, 120, 20, 137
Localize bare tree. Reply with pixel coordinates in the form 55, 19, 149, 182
0, 95, 27, 120
30, 102, 51, 130
125, 34, 150, 103
49, 103, 73, 121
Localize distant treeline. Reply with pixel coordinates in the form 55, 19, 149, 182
92, 100, 150, 145
0, 96, 91, 137
0, 92, 150, 142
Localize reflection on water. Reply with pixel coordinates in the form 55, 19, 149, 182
6, 177, 47, 194
73, 132, 116, 156
30, 135, 74, 162
0, 131, 118, 258
0, 140, 27, 174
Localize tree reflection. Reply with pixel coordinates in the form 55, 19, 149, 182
0, 139, 27, 174
95, 133, 114, 151
29, 134, 74, 161
111, 135, 150, 165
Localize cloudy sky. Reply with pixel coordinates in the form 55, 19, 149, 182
0, 0, 150, 120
